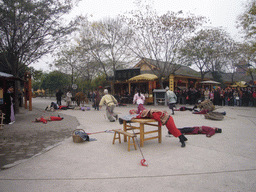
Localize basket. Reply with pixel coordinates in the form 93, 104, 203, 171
204, 112, 224, 121
72, 129, 86, 143
197, 99, 215, 112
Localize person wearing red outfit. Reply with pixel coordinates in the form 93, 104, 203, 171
178, 126, 222, 137
35, 116, 63, 124
136, 109, 187, 147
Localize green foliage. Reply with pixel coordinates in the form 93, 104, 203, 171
91, 74, 107, 90
41, 71, 70, 92
32, 81, 41, 91
0, 0, 76, 77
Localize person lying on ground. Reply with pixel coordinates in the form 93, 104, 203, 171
176, 126, 222, 137
135, 109, 188, 147
192, 109, 226, 115
174, 106, 195, 111
35, 116, 63, 124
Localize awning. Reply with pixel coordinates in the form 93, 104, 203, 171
200, 80, 221, 84
0, 72, 13, 78
128, 74, 158, 81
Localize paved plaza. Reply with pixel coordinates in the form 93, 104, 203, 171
0, 97, 256, 191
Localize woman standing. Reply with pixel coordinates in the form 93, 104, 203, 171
133, 89, 146, 114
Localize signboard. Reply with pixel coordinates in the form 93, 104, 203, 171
72, 84, 77, 90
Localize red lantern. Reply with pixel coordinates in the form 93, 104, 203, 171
178, 80, 182, 83
98, 86, 103, 89
190, 81, 193, 85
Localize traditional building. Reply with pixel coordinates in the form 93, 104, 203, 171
111, 58, 256, 104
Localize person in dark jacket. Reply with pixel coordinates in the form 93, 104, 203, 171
3, 86, 14, 124
56, 89, 63, 106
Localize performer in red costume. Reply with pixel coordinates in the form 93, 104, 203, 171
177, 126, 222, 137
136, 109, 187, 147
35, 116, 63, 124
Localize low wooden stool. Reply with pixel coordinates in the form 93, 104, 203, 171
112, 129, 137, 151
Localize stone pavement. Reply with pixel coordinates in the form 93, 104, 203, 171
0, 97, 256, 191
0, 97, 79, 169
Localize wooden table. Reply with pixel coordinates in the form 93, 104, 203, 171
123, 119, 161, 147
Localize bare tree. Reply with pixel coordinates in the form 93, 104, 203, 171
238, 42, 256, 82
77, 17, 135, 81
54, 45, 80, 86
182, 28, 237, 83
122, 5, 205, 88
221, 40, 240, 84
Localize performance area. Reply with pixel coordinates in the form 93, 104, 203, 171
0, 97, 255, 192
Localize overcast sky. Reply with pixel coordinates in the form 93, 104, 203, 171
31, 0, 247, 71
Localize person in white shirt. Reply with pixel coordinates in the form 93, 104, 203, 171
66, 90, 72, 106
133, 89, 146, 114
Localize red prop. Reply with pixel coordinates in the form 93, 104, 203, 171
140, 159, 148, 166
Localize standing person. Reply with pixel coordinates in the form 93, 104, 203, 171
137, 109, 187, 147
233, 90, 239, 106
91, 90, 96, 109
219, 89, 225, 106
56, 89, 63, 106
165, 86, 177, 115
209, 90, 214, 102
66, 90, 72, 107
94, 88, 101, 111
3, 86, 15, 124
99, 89, 118, 122
252, 88, 256, 107
133, 89, 146, 114
214, 89, 220, 105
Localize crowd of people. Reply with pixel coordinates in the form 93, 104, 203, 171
173, 87, 256, 107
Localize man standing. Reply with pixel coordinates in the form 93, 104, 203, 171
166, 86, 177, 115
3, 86, 14, 124
56, 89, 63, 106
94, 88, 101, 111
99, 89, 118, 122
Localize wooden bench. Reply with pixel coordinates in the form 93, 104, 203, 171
112, 129, 137, 151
